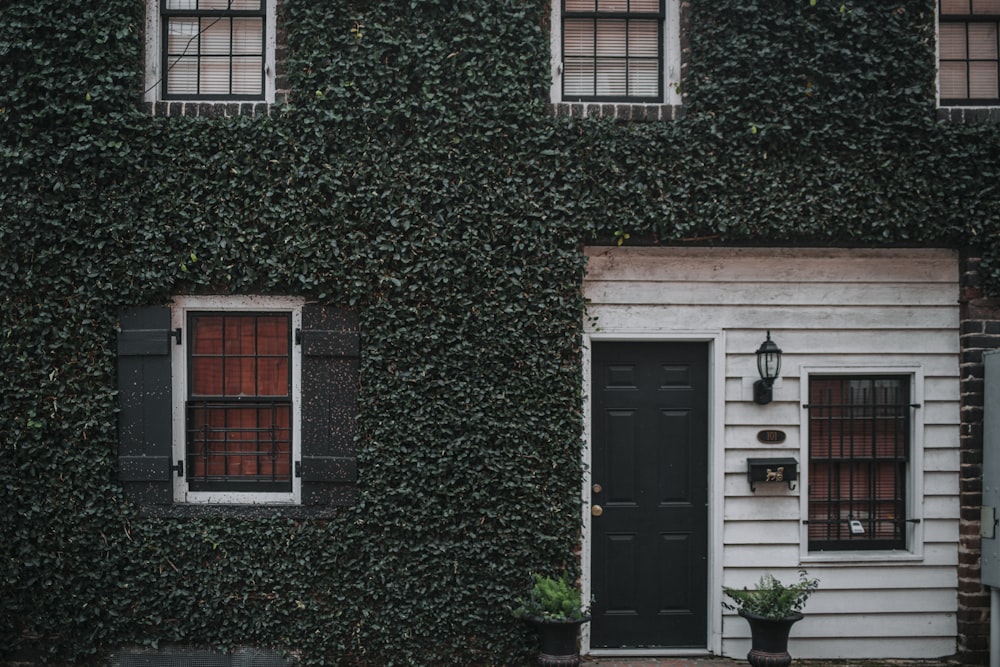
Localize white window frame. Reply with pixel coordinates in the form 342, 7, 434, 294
798, 366, 925, 563
937, 3, 1000, 108
171, 295, 303, 504
549, 0, 682, 106
144, 0, 277, 104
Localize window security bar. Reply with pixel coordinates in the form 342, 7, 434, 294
185, 400, 291, 492
806, 376, 912, 551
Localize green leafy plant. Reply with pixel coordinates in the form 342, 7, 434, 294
723, 571, 819, 620
515, 574, 589, 621
2, 0, 998, 663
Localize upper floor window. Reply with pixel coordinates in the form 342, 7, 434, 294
939, 0, 1000, 105
183, 310, 295, 498
551, 0, 682, 106
117, 297, 360, 512
807, 376, 912, 552
145, 0, 276, 103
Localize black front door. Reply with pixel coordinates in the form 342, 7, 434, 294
590, 341, 709, 649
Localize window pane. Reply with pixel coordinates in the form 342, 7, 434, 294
940, 61, 970, 97
165, 0, 197, 10
595, 58, 627, 95
258, 358, 289, 396
629, 0, 661, 11
192, 358, 223, 395
940, 23, 968, 59
192, 316, 223, 354
231, 57, 262, 94
596, 20, 627, 56
565, 0, 595, 10
201, 0, 263, 9
167, 18, 199, 55
564, 19, 595, 56
223, 315, 256, 354
201, 17, 233, 55
598, 0, 628, 11
564, 58, 595, 96
232, 17, 263, 53
224, 357, 256, 396
257, 317, 288, 354
628, 58, 659, 96
970, 60, 1000, 96
628, 19, 659, 56
973, 0, 1000, 13
969, 22, 999, 57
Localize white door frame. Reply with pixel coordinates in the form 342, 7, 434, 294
581, 330, 726, 657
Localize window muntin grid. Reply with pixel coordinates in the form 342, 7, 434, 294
940, 0, 1000, 105
162, 0, 265, 100
562, 0, 664, 102
808, 376, 910, 551
186, 312, 291, 492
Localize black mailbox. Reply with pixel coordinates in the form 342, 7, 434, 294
747, 457, 797, 492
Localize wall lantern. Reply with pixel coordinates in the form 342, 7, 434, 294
753, 331, 782, 405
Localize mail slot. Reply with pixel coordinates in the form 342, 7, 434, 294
747, 457, 798, 492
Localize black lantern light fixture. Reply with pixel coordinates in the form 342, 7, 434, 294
753, 331, 782, 405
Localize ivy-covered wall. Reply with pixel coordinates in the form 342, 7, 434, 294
3, 0, 999, 664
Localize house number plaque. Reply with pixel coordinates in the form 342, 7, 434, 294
756, 429, 786, 444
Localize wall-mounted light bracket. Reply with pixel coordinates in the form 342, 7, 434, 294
747, 457, 797, 492
752, 331, 782, 405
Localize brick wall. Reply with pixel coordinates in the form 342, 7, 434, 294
958, 248, 1000, 664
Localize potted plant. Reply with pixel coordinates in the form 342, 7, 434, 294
722, 570, 819, 667
515, 573, 591, 667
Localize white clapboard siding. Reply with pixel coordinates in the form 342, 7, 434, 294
723, 636, 956, 660
583, 246, 960, 659
924, 518, 960, 543
722, 564, 958, 590
725, 542, 957, 568
725, 519, 802, 544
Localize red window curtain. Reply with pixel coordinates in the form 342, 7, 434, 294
187, 313, 291, 487
808, 377, 908, 549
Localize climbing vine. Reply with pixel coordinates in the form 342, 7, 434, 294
2, 0, 999, 664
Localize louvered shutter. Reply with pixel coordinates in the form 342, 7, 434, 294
299, 305, 360, 506
117, 306, 174, 505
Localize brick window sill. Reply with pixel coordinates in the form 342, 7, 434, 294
547, 102, 685, 122
938, 106, 1000, 124
143, 98, 286, 118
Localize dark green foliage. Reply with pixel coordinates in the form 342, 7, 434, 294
723, 571, 820, 620
515, 574, 588, 621
1, 0, 998, 663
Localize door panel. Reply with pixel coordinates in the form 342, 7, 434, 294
590, 341, 709, 649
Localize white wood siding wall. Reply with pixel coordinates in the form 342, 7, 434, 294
583, 246, 960, 659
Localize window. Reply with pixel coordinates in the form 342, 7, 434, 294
939, 0, 1000, 105
182, 309, 296, 499
807, 376, 912, 551
117, 297, 360, 511
145, 0, 276, 102
551, 0, 681, 105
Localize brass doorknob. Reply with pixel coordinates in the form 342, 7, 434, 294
591, 504, 603, 517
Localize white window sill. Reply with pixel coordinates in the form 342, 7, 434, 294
801, 551, 922, 565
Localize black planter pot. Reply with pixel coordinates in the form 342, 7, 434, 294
526, 616, 590, 667
738, 609, 803, 667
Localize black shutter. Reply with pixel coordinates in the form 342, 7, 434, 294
299, 304, 360, 506
117, 306, 174, 506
